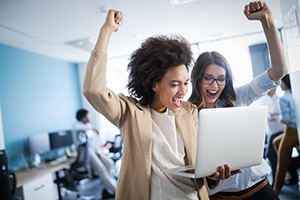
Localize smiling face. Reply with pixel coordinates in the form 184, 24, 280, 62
150, 64, 189, 113
200, 64, 226, 108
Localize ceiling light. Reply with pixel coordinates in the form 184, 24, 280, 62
65, 38, 95, 52
170, 0, 199, 5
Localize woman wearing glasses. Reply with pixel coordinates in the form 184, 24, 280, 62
189, 1, 287, 199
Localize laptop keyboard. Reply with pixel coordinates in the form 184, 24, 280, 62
179, 168, 195, 174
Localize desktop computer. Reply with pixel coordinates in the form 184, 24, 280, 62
49, 130, 73, 150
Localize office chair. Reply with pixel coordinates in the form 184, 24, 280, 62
59, 131, 92, 191
8, 169, 21, 200
0, 150, 21, 200
108, 134, 123, 162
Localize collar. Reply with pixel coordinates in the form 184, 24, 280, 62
136, 99, 150, 111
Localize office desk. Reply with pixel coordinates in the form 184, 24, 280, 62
17, 158, 75, 200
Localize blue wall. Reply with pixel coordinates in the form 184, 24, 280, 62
0, 44, 82, 168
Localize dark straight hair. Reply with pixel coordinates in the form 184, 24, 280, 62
189, 51, 236, 109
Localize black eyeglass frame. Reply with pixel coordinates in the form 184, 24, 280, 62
201, 76, 228, 86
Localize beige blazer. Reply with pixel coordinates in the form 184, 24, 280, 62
83, 50, 209, 200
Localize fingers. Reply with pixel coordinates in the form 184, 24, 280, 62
243, 5, 251, 18
208, 171, 219, 182
247, 1, 265, 13
258, 1, 264, 9
218, 164, 231, 179
104, 10, 123, 32
231, 169, 243, 175
207, 164, 240, 183
218, 165, 225, 180
114, 11, 123, 25
108, 10, 123, 24
224, 164, 231, 178
214, 164, 242, 181
243, 1, 269, 21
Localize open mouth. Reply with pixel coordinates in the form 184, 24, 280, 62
206, 90, 218, 98
173, 98, 183, 107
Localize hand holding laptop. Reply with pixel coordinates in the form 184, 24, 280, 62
206, 164, 242, 186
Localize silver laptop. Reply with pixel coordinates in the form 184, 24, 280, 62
164, 106, 268, 178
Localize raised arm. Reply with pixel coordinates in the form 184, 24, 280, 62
82, 10, 124, 128
244, 1, 288, 83
94, 10, 123, 52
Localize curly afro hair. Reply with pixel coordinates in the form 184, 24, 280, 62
127, 35, 193, 105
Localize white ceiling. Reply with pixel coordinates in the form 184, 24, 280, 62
0, 0, 282, 63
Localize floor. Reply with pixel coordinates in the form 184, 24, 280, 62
279, 184, 300, 200
268, 173, 300, 200
58, 176, 299, 200
60, 178, 114, 200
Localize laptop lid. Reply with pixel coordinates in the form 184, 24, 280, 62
164, 106, 268, 178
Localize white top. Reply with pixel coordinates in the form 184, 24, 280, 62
268, 94, 281, 115
266, 94, 284, 134
150, 109, 198, 200
208, 71, 278, 194
252, 93, 284, 135
73, 121, 105, 154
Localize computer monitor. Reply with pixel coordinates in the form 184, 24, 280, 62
28, 132, 51, 155
49, 130, 73, 150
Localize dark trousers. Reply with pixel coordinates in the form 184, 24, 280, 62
210, 178, 278, 200
244, 182, 279, 200
266, 131, 282, 185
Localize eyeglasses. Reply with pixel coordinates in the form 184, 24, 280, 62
201, 76, 227, 86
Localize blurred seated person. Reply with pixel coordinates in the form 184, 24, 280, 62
74, 109, 117, 199
261, 88, 284, 185
263, 87, 298, 186
265, 88, 284, 136
273, 74, 299, 195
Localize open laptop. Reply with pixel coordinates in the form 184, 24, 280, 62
164, 106, 268, 178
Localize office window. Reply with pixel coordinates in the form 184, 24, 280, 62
193, 32, 266, 88
249, 43, 269, 78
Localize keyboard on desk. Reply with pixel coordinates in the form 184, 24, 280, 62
48, 156, 68, 165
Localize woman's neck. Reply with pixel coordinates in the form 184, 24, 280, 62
205, 103, 216, 109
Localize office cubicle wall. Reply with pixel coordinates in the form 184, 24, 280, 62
280, 0, 300, 141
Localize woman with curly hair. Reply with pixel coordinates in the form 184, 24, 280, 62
83, 9, 236, 200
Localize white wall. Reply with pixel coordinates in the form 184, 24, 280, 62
77, 57, 129, 142
77, 62, 101, 133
